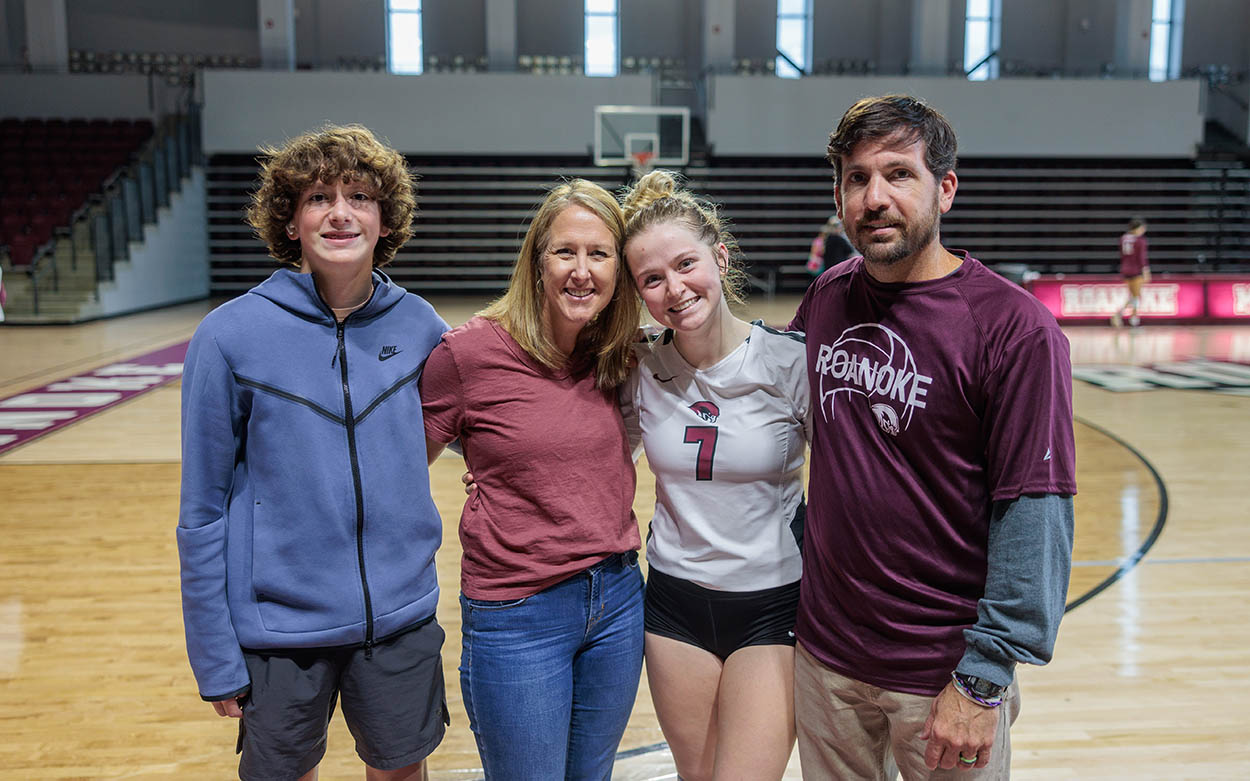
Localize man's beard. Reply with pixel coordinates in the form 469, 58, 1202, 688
850, 197, 940, 267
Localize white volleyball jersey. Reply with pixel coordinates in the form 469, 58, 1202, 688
621, 321, 810, 591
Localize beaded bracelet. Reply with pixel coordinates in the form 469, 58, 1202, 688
950, 672, 1004, 708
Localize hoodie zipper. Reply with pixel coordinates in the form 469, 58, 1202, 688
336, 318, 375, 657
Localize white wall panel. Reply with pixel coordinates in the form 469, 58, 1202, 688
707, 75, 1204, 158
201, 70, 653, 153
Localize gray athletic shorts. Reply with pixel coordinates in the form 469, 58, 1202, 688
237, 617, 448, 780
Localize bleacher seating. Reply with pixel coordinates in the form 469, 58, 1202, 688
69, 47, 255, 85
689, 157, 1250, 290
0, 117, 154, 269
335, 56, 389, 72
1183, 63, 1247, 85
202, 153, 1250, 298
420, 54, 488, 73
810, 58, 878, 76
205, 154, 626, 296
515, 54, 581, 75
732, 58, 777, 76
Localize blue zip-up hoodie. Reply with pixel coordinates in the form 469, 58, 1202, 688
176, 268, 448, 701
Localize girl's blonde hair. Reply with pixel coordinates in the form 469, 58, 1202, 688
619, 169, 747, 306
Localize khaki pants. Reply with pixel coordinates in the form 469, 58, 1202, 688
795, 642, 1021, 780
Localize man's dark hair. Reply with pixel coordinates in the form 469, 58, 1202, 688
1128, 216, 1146, 231
826, 94, 958, 185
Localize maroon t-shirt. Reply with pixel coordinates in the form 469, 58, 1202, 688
1119, 232, 1148, 277
420, 317, 640, 599
789, 254, 1077, 696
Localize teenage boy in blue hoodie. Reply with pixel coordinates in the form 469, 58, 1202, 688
177, 125, 448, 781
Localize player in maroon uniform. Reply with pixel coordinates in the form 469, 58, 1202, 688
790, 95, 1076, 779
1112, 217, 1150, 327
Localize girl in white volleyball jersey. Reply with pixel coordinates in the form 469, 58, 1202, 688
619, 170, 809, 781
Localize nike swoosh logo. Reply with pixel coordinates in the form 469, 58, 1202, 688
379, 348, 402, 361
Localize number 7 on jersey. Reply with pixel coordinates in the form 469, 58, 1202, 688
683, 426, 718, 481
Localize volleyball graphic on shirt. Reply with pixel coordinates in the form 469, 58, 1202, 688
813, 323, 932, 436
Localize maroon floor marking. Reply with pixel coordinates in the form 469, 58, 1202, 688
0, 341, 188, 456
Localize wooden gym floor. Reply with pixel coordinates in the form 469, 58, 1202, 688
1, 297, 1248, 780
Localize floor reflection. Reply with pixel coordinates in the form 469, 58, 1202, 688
1116, 482, 1141, 678
1065, 325, 1250, 366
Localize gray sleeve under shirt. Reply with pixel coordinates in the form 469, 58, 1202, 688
956, 493, 1076, 687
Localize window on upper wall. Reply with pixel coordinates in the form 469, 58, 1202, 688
964, 0, 1001, 80
776, 0, 812, 78
585, 0, 618, 77
1149, 0, 1184, 81
387, 0, 423, 75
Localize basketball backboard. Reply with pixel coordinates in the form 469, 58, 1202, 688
593, 105, 690, 168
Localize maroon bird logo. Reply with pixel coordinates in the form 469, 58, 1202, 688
688, 400, 720, 423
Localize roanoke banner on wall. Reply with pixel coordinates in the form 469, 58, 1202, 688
1206, 279, 1250, 319
1026, 275, 1250, 323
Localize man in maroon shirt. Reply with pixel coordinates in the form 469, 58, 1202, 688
789, 95, 1076, 779
1112, 217, 1150, 327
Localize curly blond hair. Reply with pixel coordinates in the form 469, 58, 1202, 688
246, 124, 416, 268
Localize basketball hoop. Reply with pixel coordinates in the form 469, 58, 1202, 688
630, 150, 655, 180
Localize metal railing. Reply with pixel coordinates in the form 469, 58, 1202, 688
25, 238, 58, 315
21, 105, 202, 314
90, 107, 201, 285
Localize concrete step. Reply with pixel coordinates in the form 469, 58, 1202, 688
2, 271, 97, 317
4, 300, 95, 318
5, 311, 88, 324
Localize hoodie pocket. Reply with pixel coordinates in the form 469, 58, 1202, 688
251, 496, 362, 634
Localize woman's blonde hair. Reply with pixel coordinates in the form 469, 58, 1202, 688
619, 169, 747, 306
480, 179, 640, 389
246, 124, 416, 268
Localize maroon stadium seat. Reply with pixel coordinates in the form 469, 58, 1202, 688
51, 200, 75, 222
22, 132, 48, 150
1, 212, 27, 237
0, 193, 30, 213
29, 212, 60, 241
45, 120, 71, 144
5, 233, 37, 266
24, 220, 53, 246
31, 178, 62, 198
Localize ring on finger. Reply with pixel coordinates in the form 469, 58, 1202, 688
959, 754, 978, 765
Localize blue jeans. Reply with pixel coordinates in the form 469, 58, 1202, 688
459, 551, 645, 780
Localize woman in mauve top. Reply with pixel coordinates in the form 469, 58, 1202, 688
420, 179, 644, 780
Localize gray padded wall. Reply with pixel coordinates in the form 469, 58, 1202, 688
200, 70, 653, 153
706, 74, 1204, 157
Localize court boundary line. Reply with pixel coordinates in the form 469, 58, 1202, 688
1074, 556, 1250, 566
1065, 415, 1169, 612
615, 741, 671, 760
